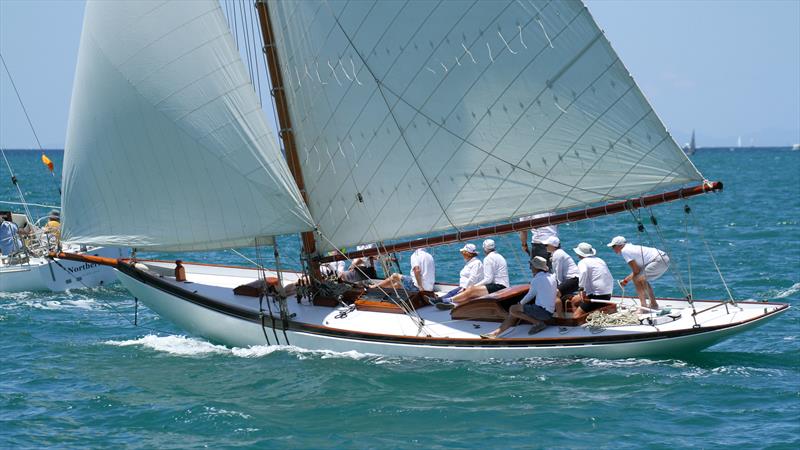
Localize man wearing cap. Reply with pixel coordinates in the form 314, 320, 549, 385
438, 243, 483, 302
544, 236, 580, 303
571, 242, 614, 316
44, 209, 61, 245
481, 256, 558, 338
371, 247, 435, 292
438, 239, 508, 309
608, 236, 669, 309
518, 212, 557, 266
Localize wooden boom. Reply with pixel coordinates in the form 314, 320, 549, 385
317, 180, 723, 263
51, 251, 120, 267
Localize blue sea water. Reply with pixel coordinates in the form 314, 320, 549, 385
1, 148, 798, 448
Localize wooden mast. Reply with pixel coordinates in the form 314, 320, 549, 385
255, 1, 319, 273
318, 180, 723, 263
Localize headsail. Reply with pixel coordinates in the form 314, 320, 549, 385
267, 0, 703, 253
62, 0, 313, 251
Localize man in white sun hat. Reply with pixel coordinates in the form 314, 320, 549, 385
481, 256, 558, 338
607, 236, 670, 309
438, 239, 508, 309
571, 242, 614, 316
437, 243, 483, 303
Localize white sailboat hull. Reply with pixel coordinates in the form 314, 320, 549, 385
0, 247, 125, 292
116, 261, 788, 360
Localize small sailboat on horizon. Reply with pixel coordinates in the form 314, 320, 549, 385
56, 0, 788, 359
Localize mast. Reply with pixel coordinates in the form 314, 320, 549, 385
255, 1, 319, 269
318, 180, 723, 263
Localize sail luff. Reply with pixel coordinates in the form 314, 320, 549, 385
255, 0, 319, 261
317, 180, 722, 263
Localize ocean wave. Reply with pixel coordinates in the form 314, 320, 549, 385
201, 406, 252, 420
0, 292, 102, 311
681, 365, 784, 379
771, 282, 800, 299
103, 334, 373, 360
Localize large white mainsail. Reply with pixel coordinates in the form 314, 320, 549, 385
62, 0, 313, 251
267, 0, 703, 253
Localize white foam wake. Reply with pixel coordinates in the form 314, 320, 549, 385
772, 282, 800, 299
103, 334, 372, 360
0, 292, 101, 311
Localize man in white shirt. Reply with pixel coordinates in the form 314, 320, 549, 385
544, 236, 580, 302
608, 236, 669, 309
518, 212, 558, 265
371, 248, 435, 292
481, 256, 559, 338
571, 242, 614, 316
439, 243, 483, 302
438, 239, 509, 309
320, 258, 345, 278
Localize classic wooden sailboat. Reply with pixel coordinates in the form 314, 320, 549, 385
58, 0, 788, 359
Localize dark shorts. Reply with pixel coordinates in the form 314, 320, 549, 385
578, 294, 612, 313
557, 277, 579, 298
485, 283, 506, 294
523, 303, 553, 321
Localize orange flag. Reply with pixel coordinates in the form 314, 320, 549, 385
41, 154, 54, 172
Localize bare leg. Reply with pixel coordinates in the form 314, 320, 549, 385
645, 281, 659, 309
509, 305, 539, 326
372, 273, 402, 289
633, 275, 649, 307
450, 285, 489, 305
484, 304, 524, 338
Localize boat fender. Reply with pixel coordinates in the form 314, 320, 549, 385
134, 262, 149, 271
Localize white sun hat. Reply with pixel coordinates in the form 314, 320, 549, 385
459, 243, 478, 254
544, 236, 560, 247
573, 242, 597, 257
482, 239, 496, 251
607, 236, 627, 247
530, 256, 549, 271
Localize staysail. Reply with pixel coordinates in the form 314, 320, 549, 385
61, 0, 313, 251
267, 0, 703, 253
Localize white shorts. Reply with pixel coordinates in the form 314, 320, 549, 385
644, 254, 670, 281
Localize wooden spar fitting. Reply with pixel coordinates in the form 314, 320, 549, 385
255, 1, 319, 274
317, 180, 723, 263
50, 251, 119, 267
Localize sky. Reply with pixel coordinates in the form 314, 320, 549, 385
0, 0, 798, 150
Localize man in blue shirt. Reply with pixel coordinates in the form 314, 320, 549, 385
0, 211, 23, 255
480, 256, 559, 338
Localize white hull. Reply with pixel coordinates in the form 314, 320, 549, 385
117, 261, 789, 360
0, 247, 125, 292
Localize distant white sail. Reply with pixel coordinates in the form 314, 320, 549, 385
268, 0, 704, 253
62, 0, 313, 251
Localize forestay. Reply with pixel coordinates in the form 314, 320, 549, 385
62, 0, 313, 251
267, 0, 703, 253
